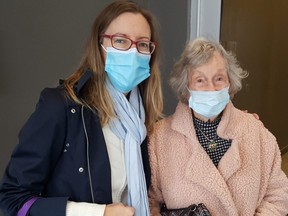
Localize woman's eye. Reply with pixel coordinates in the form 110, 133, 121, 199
215, 76, 225, 82
216, 77, 222, 81
114, 38, 126, 44
138, 42, 149, 48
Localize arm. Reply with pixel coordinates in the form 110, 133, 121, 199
255, 129, 288, 215
0, 88, 69, 216
148, 133, 164, 216
66, 201, 105, 216
66, 201, 136, 216
149, 189, 162, 216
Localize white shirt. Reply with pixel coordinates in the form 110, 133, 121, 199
66, 125, 127, 216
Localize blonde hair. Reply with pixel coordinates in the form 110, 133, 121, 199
64, 0, 163, 132
170, 37, 248, 103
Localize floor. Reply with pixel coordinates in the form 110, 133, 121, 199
282, 152, 288, 176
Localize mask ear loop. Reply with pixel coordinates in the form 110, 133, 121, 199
100, 43, 107, 52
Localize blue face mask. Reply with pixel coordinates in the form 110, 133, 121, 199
188, 87, 230, 119
104, 47, 151, 93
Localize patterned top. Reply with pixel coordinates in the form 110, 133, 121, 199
193, 115, 232, 167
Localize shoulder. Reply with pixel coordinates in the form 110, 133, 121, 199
23, 86, 73, 127
149, 115, 174, 154
152, 116, 173, 136
235, 110, 281, 165
227, 104, 277, 146
36, 86, 72, 113
223, 103, 264, 131
236, 108, 273, 137
38, 86, 68, 105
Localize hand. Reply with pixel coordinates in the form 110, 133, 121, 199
104, 203, 134, 216
242, 110, 259, 120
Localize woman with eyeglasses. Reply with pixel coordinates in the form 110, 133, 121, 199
0, 1, 162, 216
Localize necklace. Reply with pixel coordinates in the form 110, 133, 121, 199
195, 126, 217, 151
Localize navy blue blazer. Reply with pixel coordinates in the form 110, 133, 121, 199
0, 71, 151, 216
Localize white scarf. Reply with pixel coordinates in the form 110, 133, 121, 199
106, 80, 150, 216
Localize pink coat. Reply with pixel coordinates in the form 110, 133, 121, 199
149, 102, 288, 216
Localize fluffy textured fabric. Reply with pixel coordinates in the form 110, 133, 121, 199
149, 102, 288, 216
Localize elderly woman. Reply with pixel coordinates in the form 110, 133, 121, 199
148, 38, 288, 215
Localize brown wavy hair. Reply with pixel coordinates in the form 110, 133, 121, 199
64, 0, 163, 132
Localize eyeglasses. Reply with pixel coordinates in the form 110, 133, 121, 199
100, 34, 156, 55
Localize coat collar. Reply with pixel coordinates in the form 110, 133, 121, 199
170, 101, 244, 151
74, 70, 94, 94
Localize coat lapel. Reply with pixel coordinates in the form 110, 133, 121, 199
217, 139, 241, 181
217, 102, 242, 181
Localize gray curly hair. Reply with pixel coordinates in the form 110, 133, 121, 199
169, 37, 248, 103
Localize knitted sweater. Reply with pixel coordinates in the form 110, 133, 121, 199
149, 102, 288, 216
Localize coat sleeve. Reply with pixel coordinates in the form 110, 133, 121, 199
255, 127, 288, 216
148, 127, 164, 216
0, 88, 69, 216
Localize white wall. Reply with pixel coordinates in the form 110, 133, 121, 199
189, 0, 222, 42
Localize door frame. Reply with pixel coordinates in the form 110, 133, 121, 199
189, 0, 222, 42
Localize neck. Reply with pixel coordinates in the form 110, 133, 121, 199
192, 110, 219, 122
